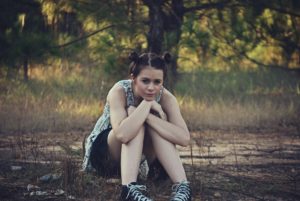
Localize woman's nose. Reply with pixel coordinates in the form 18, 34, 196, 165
148, 83, 154, 90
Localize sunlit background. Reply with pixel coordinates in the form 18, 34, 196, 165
1, 0, 299, 133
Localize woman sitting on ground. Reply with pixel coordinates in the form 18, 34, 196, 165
83, 52, 192, 201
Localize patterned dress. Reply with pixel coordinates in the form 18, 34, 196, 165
82, 79, 163, 172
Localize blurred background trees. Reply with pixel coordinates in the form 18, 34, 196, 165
0, 0, 299, 133
1, 0, 299, 83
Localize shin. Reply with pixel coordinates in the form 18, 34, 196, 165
147, 127, 187, 183
121, 126, 145, 185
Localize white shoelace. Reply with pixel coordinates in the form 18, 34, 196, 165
126, 184, 153, 201
171, 181, 191, 201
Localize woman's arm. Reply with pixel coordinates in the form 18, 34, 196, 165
108, 84, 152, 144
146, 90, 190, 147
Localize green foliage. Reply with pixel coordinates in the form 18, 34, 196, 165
0, 0, 300, 133
0, 0, 57, 71
175, 68, 300, 101
1, 0, 300, 81
178, 1, 300, 71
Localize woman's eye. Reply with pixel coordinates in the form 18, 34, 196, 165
142, 79, 150, 84
154, 80, 161, 85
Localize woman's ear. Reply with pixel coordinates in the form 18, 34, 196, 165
131, 74, 137, 85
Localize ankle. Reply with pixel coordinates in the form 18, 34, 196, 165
122, 182, 137, 187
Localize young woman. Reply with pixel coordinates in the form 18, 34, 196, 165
83, 52, 192, 201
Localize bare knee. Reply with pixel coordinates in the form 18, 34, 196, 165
115, 133, 130, 144
117, 125, 145, 144
147, 126, 174, 145
126, 125, 145, 145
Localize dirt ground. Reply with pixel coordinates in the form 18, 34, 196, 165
0, 126, 300, 201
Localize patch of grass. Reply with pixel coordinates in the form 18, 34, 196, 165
175, 68, 300, 100
179, 95, 299, 131
0, 65, 299, 133
175, 68, 300, 130
0, 66, 112, 133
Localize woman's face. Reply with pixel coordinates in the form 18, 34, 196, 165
133, 66, 164, 101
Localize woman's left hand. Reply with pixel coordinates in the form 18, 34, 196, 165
150, 101, 167, 120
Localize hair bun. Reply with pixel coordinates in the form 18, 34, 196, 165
129, 52, 139, 63
163, 52, 172, 64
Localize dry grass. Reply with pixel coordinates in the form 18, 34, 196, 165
0, 66, 108, 134
179, 96, 299, 131
0, 95, 100, 133
0, 65, 299, 133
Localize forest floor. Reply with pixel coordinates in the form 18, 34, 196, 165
0, 126, 300, 201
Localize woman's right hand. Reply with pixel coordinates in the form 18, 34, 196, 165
150, 100, 167, 120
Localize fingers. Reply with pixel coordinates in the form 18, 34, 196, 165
149, 101, 167, 120
159, 111, 167, 120
151, 101, 162, 112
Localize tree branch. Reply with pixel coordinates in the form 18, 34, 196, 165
253, 2, 300, 18
183, 0, 231, 13
184, 1, 300, 18
211, 25, 300, 70
52, 24, 115, 48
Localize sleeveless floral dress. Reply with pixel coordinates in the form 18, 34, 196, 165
82, 79, 163, 172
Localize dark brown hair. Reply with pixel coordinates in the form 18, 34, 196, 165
129, 52, 171, 80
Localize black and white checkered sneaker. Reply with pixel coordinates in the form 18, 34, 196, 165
170, 181, 192, 201
120, 182, 153, 201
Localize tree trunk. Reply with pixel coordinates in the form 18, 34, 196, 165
143, 0, 184, 90
144, 0, 164, 54
164, 0, 184, 90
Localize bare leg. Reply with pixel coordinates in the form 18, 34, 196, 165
120, 128, 146, 185
121, 126, 145, 184
147, 126, 187, 183
107, 127, 145, 185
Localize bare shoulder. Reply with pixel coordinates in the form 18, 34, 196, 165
107, 83, 126, 106
160, 88, 179, 108
161, 88, 187, 128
